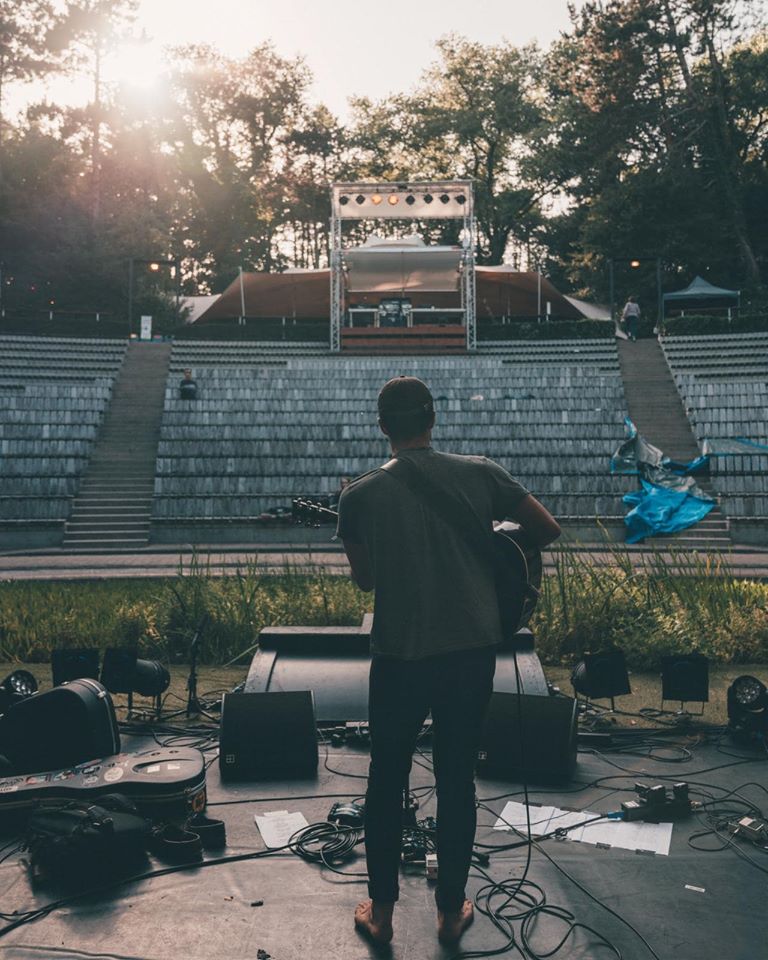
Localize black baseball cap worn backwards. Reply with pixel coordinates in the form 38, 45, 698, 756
377, 376, 434, 418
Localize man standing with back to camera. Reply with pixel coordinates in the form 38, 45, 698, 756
337, 375, 561, 946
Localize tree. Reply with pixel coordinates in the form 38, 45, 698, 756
54, 0, 139, 225
0, 1, 67, 179
545, 0, 766, 294
349, 36, 554, 264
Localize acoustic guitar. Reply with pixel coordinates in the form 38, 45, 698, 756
292, 496, 542, 638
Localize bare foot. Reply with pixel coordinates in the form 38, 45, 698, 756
437, 899, 474, 945
354, 899, 394, 945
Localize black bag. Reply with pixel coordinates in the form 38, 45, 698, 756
25, 793, 150, 881
0, 679, 120, 775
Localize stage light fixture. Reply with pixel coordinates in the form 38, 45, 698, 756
571, 649, 631, 706
371, 194, 383, 205
727, 675, 768, 743
355, 195, 365, 204
405, 195, 416, 205
101, 648, 170, 715
51, 648, 100, 688
0, 670, 38, 714
339, 195, 350, 205
423, 194, 433, 203
439, 194, 450, 204
456, 194, 467, 204
661, 653, 709, 708
387, 194, 399, 205
630, 259, 641, 268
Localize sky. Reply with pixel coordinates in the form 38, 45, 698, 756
23, 0, 580, 120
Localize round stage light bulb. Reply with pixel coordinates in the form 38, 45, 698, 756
371, 194, 383, 205
355, 195, 365, 204
423, 194, 433, 203
456, 194, 466, 204
439, 194, 450, 204
148, 262, 161, 272
405, 195, 416, 205
733, 675, 765, 707
387, 195, 399, 205
630, 259, 641, 268
339, 195, 350, 205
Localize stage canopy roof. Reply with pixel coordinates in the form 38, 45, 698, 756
663, 275, 740, 302
342, 235, 463, 293
197, 266, 585, 323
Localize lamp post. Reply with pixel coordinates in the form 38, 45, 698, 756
127, 256, 181, 336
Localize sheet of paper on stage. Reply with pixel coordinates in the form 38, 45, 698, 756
255, 809, 309, 849
493, 801, 673, 856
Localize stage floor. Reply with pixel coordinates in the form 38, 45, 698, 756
0, 735, 765, 960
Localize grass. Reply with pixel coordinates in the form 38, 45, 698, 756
0, 545, 766, 672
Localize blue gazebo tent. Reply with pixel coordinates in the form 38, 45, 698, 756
663, 275, 740, 316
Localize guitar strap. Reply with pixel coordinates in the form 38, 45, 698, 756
379, 457, 498, 570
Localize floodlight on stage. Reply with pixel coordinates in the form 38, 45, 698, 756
355, 195, 365, 204
456, 194, 466, 204
439, 194, 450, 204
727, 675, 768, 743
0, 670, 38, 714
661, 653, 709, 708
387, 194, 399, 205
52, 647, 100, 687
405, 195, 416, 205
630, 259, 641, 268
571, 649, 631, 706
371, 194, 383, 205
101, 647, 170, 698
423, 194, 433, 203
339, 195, 350, 205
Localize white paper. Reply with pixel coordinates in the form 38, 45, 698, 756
254, 809, 309, 849
493, 801, 673, 856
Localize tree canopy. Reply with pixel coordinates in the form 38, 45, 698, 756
0, 0, 764, 325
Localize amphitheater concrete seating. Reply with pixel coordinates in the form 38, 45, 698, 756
661, 332, 768, 541
153, 339, 630, 538
0, 336, 126, 544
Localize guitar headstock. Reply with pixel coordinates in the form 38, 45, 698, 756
291, 497, 339, 528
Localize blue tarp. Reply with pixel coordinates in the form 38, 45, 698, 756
622, 480, 715, 544
611, 419, 715, 542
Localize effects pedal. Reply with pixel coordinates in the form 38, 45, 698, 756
621, 782, 697, 822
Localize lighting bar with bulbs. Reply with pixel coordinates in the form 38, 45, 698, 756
332, 181, 473, 220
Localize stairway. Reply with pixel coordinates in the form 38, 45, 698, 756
616, 338, 732, 550
62, 342, 171, 551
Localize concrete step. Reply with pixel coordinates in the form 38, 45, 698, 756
64, 528, 150, 540
62, 538, 150, 550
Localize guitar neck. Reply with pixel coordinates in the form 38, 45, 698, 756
292, 497, 340, 527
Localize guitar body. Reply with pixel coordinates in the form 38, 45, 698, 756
294, 498, 543, 638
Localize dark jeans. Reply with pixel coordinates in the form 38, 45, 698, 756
364, 645, 496, 912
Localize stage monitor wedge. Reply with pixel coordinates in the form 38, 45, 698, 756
478, 693, 578, 784
219, 691, 318, 782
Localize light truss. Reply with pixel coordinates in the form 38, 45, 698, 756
329, 181, 477, 352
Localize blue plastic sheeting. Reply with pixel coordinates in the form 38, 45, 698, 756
611, 418, 715, 542
623, 480, 716, 544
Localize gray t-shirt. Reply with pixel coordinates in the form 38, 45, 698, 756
337, 447, 529, 660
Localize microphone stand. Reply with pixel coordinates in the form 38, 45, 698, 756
186, 618, 207, 717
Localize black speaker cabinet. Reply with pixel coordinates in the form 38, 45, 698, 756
219, 691, 318, 782
478, 693, 578, 784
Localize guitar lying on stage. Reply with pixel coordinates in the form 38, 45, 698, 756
292, 496, 542, 639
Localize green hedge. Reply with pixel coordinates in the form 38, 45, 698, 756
660, 313, 768, 336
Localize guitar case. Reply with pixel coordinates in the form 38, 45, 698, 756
0, 678, 120, 775
0, 747, 207, 819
